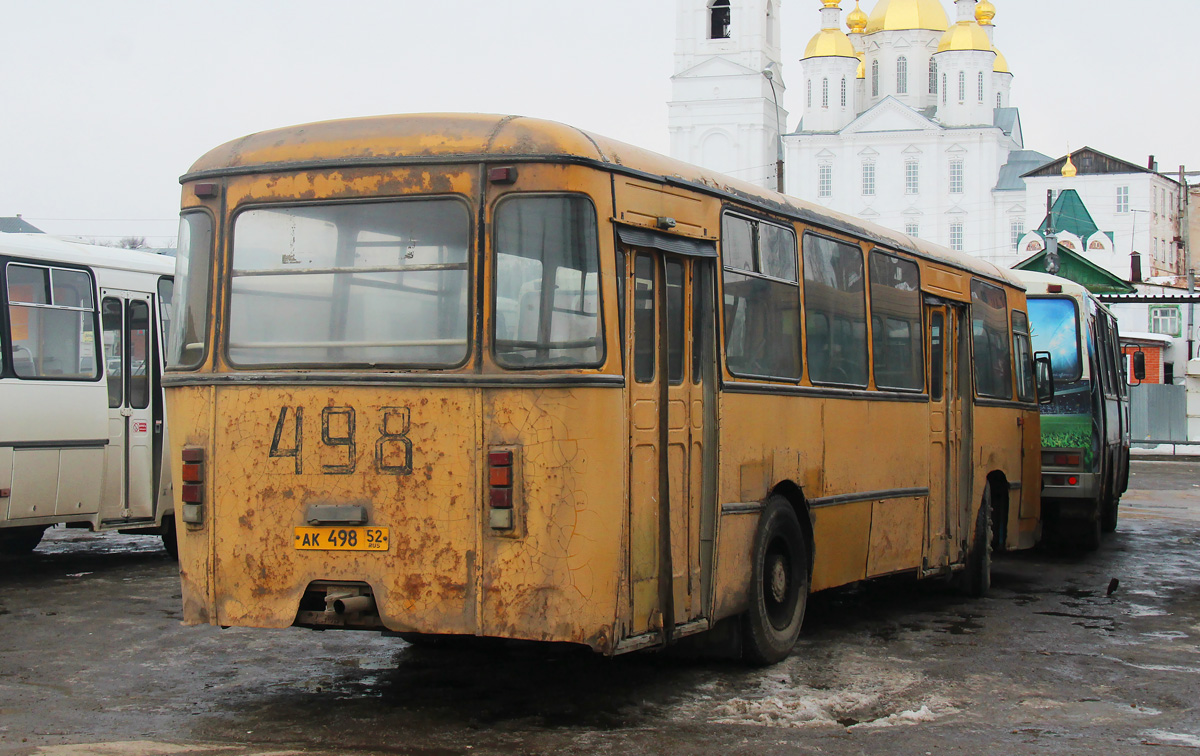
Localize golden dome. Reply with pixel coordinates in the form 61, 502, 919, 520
1062, 154, 1078, 179
847, 1, 869, 34
976, 0, 996, 25
865, 0, 950, 34
803, 28, 858, 60
936, 20, 993, 53
822, 0, 842, 7
993, 47, 1010, 74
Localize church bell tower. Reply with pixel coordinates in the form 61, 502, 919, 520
668, 0, 788, 190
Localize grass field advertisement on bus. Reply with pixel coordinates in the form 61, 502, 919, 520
1028, 296, 1098, 466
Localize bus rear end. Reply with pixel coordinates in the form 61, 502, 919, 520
166, 121, 628, 652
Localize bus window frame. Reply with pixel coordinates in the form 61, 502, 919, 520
802, 230, 869, 389
867, 248, 925, 394
222, 195, 476, 372
2, 258, 102, 383
968, 278, 1015, 401
166, 208, 216, 373
719, 210, 802, 384
489, 191, 607, 372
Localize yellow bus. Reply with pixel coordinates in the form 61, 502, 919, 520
165, 114, 1045, 664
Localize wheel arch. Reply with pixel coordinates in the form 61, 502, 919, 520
770, 480, 814, 577
985, 469, 1010, 552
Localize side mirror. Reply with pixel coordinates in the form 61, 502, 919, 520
1132, 350, 1146, 382
1034, 351, 1055, 405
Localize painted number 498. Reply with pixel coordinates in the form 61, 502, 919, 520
269, 406, 413, 476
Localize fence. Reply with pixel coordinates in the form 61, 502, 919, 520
1130, 384, 1188, 442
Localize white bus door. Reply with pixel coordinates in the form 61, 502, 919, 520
100, 291, 155, 522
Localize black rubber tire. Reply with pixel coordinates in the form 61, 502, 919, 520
0, 525, 48, 555
958, 486, 992, 598
1100, 494, 1119, 534
742, 496, 809, 666
160, 516, 179, 559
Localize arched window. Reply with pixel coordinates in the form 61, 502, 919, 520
942, 73, 947, 105
896, 56, 908, 95
929, 59, 938, 95
958, 71, 965, 102
766, 2, 775, 47
996, 92, 1003, 109
709, 0, 731, 40
822, 78, 829, 108
872, 60, 880, 97
978, 72, 984, 102
841, 77, 847, 107
807, 79, 812, 108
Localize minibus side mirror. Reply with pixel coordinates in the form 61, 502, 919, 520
1034, 351, 1055, 405
1132, 350, 1146, 382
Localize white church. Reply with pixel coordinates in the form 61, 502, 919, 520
669, 0, 1050, 268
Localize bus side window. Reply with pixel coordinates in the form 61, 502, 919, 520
930, 312, 944, 401
721, 215, 801, 380
1011, 311, 1036, 403
803, 233, 867, 387
102, 298, 123, 408
634, 254, 655, 383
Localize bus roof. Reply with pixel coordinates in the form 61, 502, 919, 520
1010, 269, 1117, 317
185, 113, 1021, 289
0, 233, 175, 276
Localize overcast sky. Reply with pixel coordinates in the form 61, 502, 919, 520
1, 0, 1196, 245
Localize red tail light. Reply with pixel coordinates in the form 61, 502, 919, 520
181, 447, 205, 524
487, 448, 516, 529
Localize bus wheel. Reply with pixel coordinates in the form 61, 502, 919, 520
0, 525, 48, 555
958, 487, 992, 598
160, 516, 179, 559
742, 496, 809, 666
1101, 495, 1119, 534
1071, 514, 1102, 551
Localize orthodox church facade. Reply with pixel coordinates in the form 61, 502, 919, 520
668, 0, 1050, 268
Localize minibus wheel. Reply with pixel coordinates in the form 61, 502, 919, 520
742, 496, 809, 665
0, 525, 48, 555
1101, 494, 1119, 534
160, 516, 178, 559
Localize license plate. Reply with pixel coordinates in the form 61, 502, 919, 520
294, 526, 389, 552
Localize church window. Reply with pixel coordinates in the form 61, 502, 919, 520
822, 78, 829, 109
906, 221, 920, 237
929, 60, 938, 95
942, 74, 947, 105
709, 0, 731, 40
819, 164, 833, 198
872, 60, 880, 97
896, 56, 908, 95
807, 79, 812, 108
1010, 220, 1024, 250
766, 2, 776, 47
841, 77, 847, 107
862, 162, 875, 196
958, 71, 965, 102
950, 221, 964, 252
905, 160, 919, 195
977, 72, 984, 103
949, 160, 963, 195
1117, 186, 1129, 213
996, 92, 1002, 109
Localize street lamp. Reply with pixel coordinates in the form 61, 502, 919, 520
762, 67, 785, 194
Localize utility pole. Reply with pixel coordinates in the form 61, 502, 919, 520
763, 68, 785, 194
1182, 165, 1194, 360
1044, 189, 1059, 275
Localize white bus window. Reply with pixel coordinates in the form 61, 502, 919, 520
102, 298, 124, 407
6, 263, 98, 381
128, 300, 151, 409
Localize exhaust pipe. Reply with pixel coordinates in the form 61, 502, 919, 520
327, 594, 376, 616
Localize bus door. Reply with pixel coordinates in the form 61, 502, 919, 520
626, 247, 714, 638
925, 300, 969, 569
100, 290, 156, 522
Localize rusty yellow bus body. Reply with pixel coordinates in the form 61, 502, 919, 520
166, 114, 1041, 661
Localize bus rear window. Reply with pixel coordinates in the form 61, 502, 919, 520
492, 196, 603, 369
228, 199, 471, 368
1027, 297, 1082, 383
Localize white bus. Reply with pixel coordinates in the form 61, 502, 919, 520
1, 233, 176, 554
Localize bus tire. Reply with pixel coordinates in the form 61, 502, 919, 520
742, 496, 809, 666
1073, 513, 1102, 551
958, 487, 992, 598
1101, 494, 1119, 534
0, 525, 48, 555
160, 516, 179, 559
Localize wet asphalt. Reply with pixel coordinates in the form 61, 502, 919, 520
1, 458, 1198, 756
